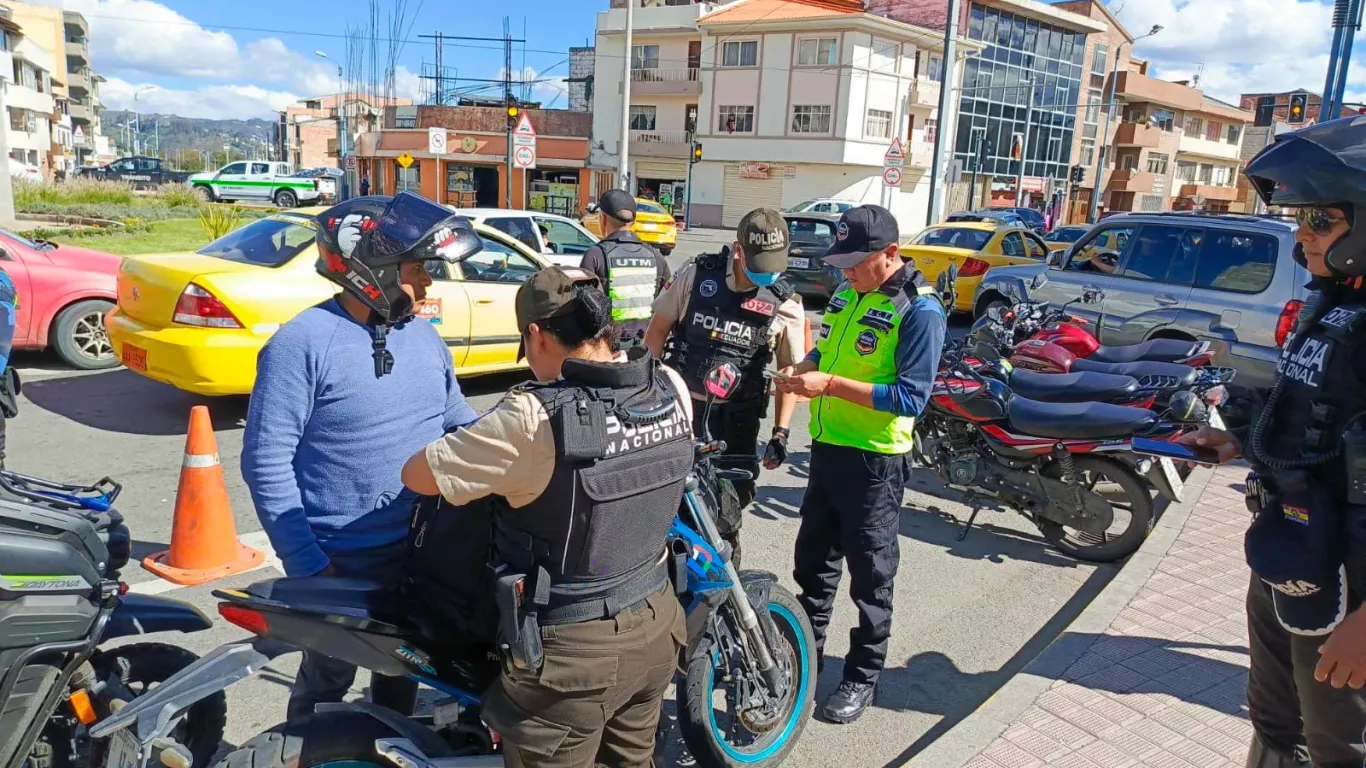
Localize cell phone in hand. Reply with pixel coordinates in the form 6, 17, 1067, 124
770, 370, 792, 381
1131, 436, 1221, 466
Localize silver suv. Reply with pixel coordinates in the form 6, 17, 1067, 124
973, 212, 1310, 394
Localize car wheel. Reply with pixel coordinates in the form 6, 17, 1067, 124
974, 292, 1011, 320
52, 299, 117, 370
274, 189, 298, 208
193, 185, 215, 202
660, 246, 673, 256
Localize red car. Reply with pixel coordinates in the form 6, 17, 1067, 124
2, 231, 120, 369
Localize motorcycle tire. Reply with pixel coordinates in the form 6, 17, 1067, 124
677, 583, 815, 768
1036, 455, 1154, 563
90, 643, 227, 768
211, 711, 444, 768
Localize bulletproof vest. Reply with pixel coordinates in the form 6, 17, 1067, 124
665, 251, 793, 401
601, 238, 658, 344
493, 352, 693, 624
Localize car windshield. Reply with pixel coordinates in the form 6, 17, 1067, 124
786, 200, 817, 212
788, 218, 836, 246
1013, 209, 1044, 223
636, 201, 667, 214
197, 215, 318, 267
914, 227, 993, 250
1045, 227, 1087, 243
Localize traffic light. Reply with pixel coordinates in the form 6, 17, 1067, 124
691, 141, 703, 164
1070, 164, 1085, 184
506, 105, 520, 130
1288, 93, 1307, 124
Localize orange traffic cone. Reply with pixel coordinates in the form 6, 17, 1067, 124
143, 405, 264, 586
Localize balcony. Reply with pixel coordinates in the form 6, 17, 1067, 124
65, 36, 88, 64
1177, 134, 1241, 162
68, 101, 92, 122
628, 67, 701, 96
67, 67, 90, 96
1108, 168, 1156, 193
1112, 71, 1203, 112
1114, 121, 1161, 148
910, 76, 940, 109
1179, 183, 1240, 202
629, 129, 691, 158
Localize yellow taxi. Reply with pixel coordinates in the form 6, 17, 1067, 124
107, 208, 550, 396
901, 221, 1051, 312
581, 197, 678, 255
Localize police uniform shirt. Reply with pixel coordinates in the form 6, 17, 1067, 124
424, 359, 694, 507
651, 258, 806, 396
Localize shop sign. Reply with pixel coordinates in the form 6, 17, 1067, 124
739, 162, 770, 180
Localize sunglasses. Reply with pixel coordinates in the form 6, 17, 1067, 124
1295, 207, 1346, 237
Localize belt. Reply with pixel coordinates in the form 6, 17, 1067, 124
538, 559, 670, 626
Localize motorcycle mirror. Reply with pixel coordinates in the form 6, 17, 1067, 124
987, 304, 1005, 322
585, 203, 600, 215
704, 363, 741, 402
936, 264, 959, 307
1031, 272, 1048, 290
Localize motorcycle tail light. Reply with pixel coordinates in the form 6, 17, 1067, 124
958, 257, 990, 277
1276, 299, 1304, 347
218, 604, 270, 635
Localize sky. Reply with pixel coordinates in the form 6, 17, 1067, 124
32, 0, 1366, 121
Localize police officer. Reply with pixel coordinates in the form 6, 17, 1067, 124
1179, 118, 1366, 768
579, 189, 671, 350
0, 268, 17, 467
402, 267, 688, 768
776, 204, 946, 724
644, 207, 807, 564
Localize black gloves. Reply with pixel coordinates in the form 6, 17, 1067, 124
763, 427, 790, 470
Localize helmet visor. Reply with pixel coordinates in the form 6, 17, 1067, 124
371, 192, 458, 263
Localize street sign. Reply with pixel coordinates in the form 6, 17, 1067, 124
514, 145, 537, 169
883, 166, 902, 187
396, 152, 415, 169
344, 155, 358, 171
514, 113, 537, 138
884, 137, 906, 168
72, 125, 85, 145
428, 127, 447, 155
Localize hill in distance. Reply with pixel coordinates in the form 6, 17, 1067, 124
102, 110, 279, 168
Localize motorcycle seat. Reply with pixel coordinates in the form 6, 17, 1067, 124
1088, 339, 1205, 364
1071, 358, 1200, 388
244, 577, 409, 629
1006, 368, 1139, 403
1006, 397, 1158, 440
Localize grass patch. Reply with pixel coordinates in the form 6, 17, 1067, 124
155, 183, 202, 207
14, 179, 277, 223
38, 213, 269, 256
14, 177, 135, 206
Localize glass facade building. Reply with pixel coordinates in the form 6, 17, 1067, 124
956, 4, 1085, 185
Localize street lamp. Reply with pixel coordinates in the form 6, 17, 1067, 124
1088, 24, 1163, 223
132, 86, 156, 155
315, 51, 349, 199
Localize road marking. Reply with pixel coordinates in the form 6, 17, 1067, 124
127, 531, 280, 595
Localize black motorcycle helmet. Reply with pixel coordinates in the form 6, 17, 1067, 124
314, 192, 483, 376
1244, 115, 1366, 278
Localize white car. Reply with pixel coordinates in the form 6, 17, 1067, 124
447, 208, 599, 268
187, 161, 322, 208
786, 199, 858, 214
9, 158, 41, 181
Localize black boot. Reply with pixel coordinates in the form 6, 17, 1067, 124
821, 681, 875, 724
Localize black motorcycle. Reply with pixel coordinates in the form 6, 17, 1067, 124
0, 471, 224, 768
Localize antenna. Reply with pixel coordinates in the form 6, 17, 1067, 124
1193, 62, 1204, 89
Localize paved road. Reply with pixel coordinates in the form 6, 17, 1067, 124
6, 233, 1119, 766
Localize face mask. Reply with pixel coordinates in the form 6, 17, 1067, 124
745, 267, 780, 287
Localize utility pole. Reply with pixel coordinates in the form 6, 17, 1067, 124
926, 0, 959, 226
619, 0, 635, 192
505, 18, 514, 208
1087, 25, 1162, 223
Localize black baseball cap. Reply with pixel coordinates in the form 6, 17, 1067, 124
736, 208, 790, 273
824, 205, 900, 269
515, 266, 603, 359
598, 189, 637, 223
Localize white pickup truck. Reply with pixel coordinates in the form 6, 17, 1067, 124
187, 161, 323, 208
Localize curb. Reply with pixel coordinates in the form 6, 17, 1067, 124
908, 463, 1220, 768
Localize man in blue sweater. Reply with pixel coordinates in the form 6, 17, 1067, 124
242, 193, 485, 721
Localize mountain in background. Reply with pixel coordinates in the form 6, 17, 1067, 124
101, 110, 279, 170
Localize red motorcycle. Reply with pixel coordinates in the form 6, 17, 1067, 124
914, 342, 1196, 563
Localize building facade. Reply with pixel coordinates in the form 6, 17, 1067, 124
281, 93, 412, 175
593, 0, 973, 229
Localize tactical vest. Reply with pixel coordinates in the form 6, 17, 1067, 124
811, 266, 941, 455
1246, 294, 1366, 635
665, 251, 793, 401
601, 238, 659, 344
493, 352, 693, 625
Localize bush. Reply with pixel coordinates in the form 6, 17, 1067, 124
198, 204, 241, 241
14, 177, 136, 207
154, 183, 201, 208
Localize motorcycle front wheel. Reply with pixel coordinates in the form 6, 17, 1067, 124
1037, 455, 1154, 563
677, 584, 815, 768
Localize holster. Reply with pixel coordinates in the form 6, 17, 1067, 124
667, 538, 689, 596
489, 563, 544, 674
0, 368, 20, 419
1245, 471, 1283, 517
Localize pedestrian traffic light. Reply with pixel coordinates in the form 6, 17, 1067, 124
506, 105, 520, 130
691, 141, 703, 164
1289, 93, 1307, 124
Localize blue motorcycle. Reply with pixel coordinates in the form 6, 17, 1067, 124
90, 365, 816, 768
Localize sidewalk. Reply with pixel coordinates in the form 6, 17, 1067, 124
960, 464, 1254, 768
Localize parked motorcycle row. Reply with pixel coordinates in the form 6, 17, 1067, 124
0, 273, 1231, 768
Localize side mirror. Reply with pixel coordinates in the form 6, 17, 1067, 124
987, 304, 1005, 322
936, 263, 959, 307
433, 221, 484, 264
1031, 272, 1048, 290
704, 363, 741, 402
1082, 289, 1102, 304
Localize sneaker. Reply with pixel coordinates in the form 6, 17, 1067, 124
820, 680, 875, 724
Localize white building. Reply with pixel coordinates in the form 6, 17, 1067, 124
591, 0, 980, 230
6, 33, 55, 173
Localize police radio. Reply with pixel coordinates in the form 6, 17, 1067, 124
1343, 414, 1366, 506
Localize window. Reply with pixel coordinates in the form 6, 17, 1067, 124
535, 217, 597, 256
1205, 121, 1222, 142
396, 161, 419, 192
1077, 139, 1094, 167
1091, 43, 1108, 75
1212, 166, 1232, 186
925, 118, 938, 144
797, 37, 837, 66
196, 215, 317, 268
1146, 152, 1169, 175
1069, 224, 1135, 272
926, 54, 944, 81
446, 165, 476, 195
1226, 124, 1242, 145
1184, 116, 1202, 135
1198, 164, 1213, 184
457, 237, 541, 284
485, 217, 541, 252
1024, 233, 1049, 259
250, 163, 270, 175
685, 103, 698, 134
1118, 225, 1201, 283
222, 162, 248, 175
631, 44, 659, 70
717, 105, 754, 133
1194, 231, 1277, 293
1151, 109, 1174, 131
865, 108, 893, 139
721, 40, 758, 67
791, 105, 832, 134
628, 105, 657, 132
1000, 232, 1026, 257
1120, 152, 1137, 171
913, 227, 993, 251
1177, 162, 1197, 182
788, 218, 836, 247
1084, 87, 1101, 132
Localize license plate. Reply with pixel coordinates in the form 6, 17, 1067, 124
788, 257, 811, 270
1207, 406, 1225, 430
637, 223, 657, 232
1158, 457, 1186, 503
121, 344, 147, 373
105, 729, 141, 768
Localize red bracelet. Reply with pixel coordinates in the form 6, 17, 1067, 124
823, 376, 836, 397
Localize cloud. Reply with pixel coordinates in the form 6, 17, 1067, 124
1112, 0, 1366, 103
100, 76, 300, 120
497, 66, 570, 108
